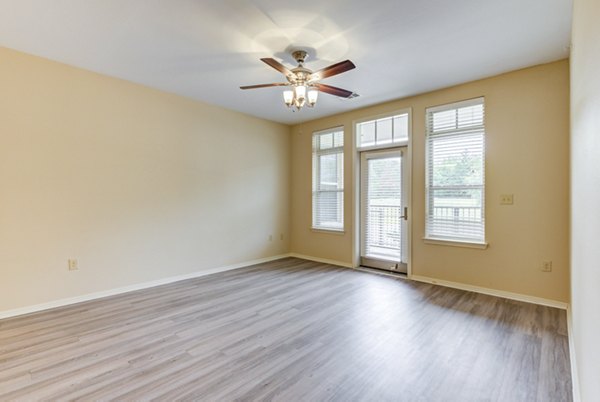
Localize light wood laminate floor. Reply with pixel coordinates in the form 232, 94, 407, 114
0, 258, 572, 401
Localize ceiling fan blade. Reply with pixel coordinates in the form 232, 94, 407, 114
240, 83, 289, 90
309, 60, 356, 81
261, 58, 294, 77
313, 83, 356, 98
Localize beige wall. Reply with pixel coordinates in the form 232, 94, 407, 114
0, 44, 572, 317
291, 60, 570, 303
571, 0, 600, 399
0, 47, 291, 312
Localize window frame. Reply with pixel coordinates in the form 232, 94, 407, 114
312, 126, 345, 232
355, 109, 411, 151
424, 97, 487, 248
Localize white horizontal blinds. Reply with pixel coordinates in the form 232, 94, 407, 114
365, 153, 403, 262
357, 113, 409, 149
312, 128, 344, 231
426, 98, 485, 242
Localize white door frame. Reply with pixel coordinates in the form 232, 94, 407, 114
360, 148, 407, 272
351, 108, 412, 276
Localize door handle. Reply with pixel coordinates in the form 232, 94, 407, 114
401, 207, 408, 220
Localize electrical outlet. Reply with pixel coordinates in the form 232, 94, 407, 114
68, 259, 78, 271
541, 261, 552, 272
500, 194, 514, 205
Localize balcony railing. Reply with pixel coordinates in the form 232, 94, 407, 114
366, 205, 402, 255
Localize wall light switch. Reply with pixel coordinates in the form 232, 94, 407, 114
500, 194, 514, 205
68, 259, 78, 271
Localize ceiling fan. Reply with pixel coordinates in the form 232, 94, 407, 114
240, 49, 358, 111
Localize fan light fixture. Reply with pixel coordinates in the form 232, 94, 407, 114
240, 49, 358, 112
283, 85, 319, 110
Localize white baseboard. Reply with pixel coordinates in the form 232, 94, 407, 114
288, 253, 354, 268
566, 306, 581, 402
409, 274, 568, 310
0, 254, 290, 320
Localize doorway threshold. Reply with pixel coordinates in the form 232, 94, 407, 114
355, 265, 408, 279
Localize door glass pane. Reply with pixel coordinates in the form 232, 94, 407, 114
365, 156, 402, 262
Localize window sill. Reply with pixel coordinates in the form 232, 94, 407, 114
423, 237, 488, 250
311, 228, 346, 235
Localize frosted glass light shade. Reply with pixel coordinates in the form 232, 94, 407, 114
308, 89, 318, 106
283, 90, 294, 106
294, 85, 306, 100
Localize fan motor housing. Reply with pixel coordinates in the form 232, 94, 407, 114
292, 50, 308, 65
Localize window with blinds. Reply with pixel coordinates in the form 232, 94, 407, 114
357, 112, 409, 149
312, 128, 344, 231
425, 98, 485, 243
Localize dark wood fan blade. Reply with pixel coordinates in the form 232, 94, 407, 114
240, 83, 289, 90
309, 60, 355, 81
313, 83, 356, 98
260, 58, 293, 77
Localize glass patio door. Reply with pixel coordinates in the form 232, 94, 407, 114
360, 148, 408, 273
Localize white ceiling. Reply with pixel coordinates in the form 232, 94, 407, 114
0, 0, 572, 125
